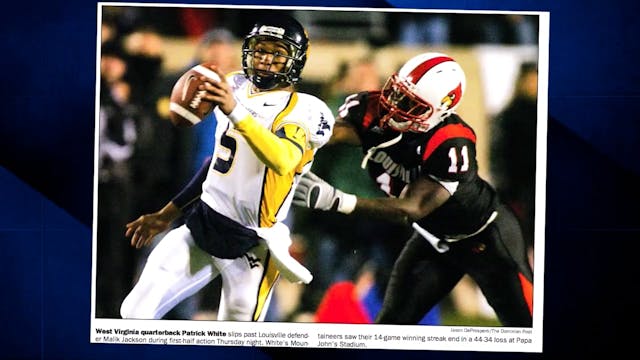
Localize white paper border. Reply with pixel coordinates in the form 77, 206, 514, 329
92, 2, 548, 353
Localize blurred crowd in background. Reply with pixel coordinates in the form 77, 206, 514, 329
97, 5, 539, 326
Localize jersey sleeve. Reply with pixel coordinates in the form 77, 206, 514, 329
336, 91, 376, 134
276, 93, 335, 150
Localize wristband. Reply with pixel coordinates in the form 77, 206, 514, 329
227, 103, 251, 125
338, 192, 357, 214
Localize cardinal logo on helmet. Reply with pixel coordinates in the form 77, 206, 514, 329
440, 83, 463, 110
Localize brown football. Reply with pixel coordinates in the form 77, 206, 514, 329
168, 62, 220, 127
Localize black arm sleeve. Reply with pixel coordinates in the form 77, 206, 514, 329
170, 156, 212, 209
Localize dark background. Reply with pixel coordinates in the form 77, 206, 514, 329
1, 0, 638, 359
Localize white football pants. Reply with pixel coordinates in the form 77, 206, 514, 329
120, 224, 279, 321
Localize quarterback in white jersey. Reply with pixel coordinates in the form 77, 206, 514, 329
120, 14, 334, 322
203, 72, 332, 229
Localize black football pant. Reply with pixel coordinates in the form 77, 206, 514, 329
376, 204, 533, 327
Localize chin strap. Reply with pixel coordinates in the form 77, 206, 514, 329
361, 133, 403, 169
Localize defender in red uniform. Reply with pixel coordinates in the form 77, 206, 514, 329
294, 53, 533, 327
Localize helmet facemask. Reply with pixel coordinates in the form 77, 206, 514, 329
242, 36, 303, 90
242, 16, 308, 90
379, 74, 436, 133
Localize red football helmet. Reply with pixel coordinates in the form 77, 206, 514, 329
380, 52, 466, 132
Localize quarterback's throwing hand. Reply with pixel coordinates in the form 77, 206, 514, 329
293, 171, 357, 214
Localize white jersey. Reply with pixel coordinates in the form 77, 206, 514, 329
200, 72, 334, 228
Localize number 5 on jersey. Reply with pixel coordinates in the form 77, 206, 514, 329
213, 125, 238, 174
